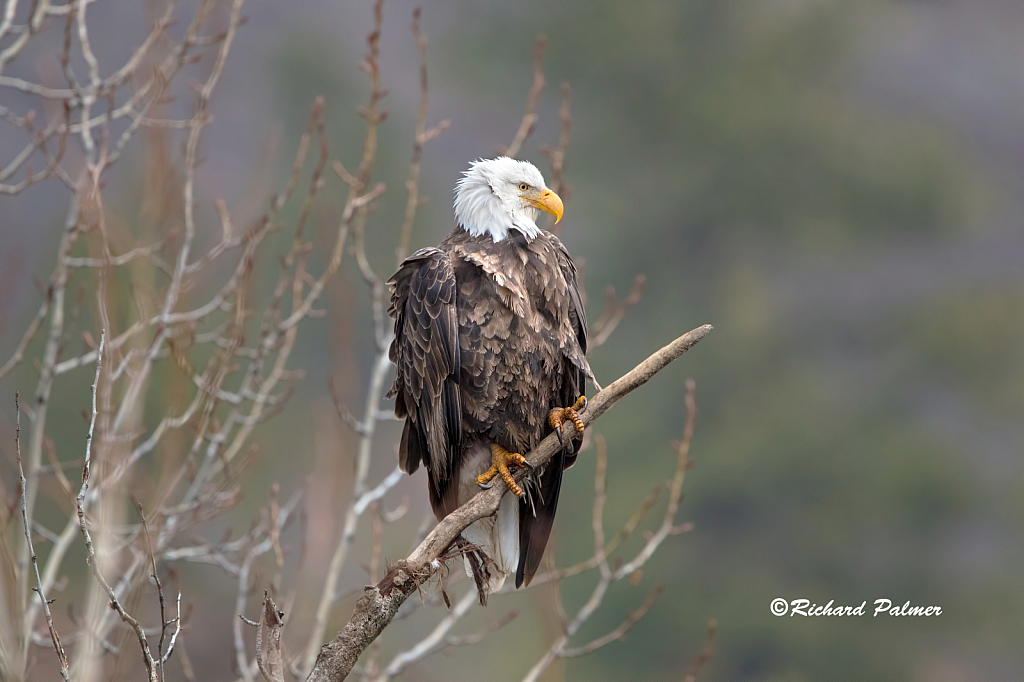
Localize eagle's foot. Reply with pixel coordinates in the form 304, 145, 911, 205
549, 395, 587, 448
477, 443, 532, 497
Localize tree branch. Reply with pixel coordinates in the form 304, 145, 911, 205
16, 392, 70, 681
503, 35, 546, 158
304, 323, 712, 681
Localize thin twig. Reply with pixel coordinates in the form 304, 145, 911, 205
591, 275, 646, 349
138, 500, 180, 675
395, 7, 448, 265
559, 585, 664, 658
76, 332, 158, 682
503, 35, 546, 158
16, 392, 70, 680
20, 197, 81, 657
592, 434, 611, 579
683, 619, 717, 682
614, 378, 697, 580
542, 82, 572, 234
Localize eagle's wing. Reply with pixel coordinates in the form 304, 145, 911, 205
387, 247, 462, 517
516, 237, 590, 588
550, 237, 591, 472
558, 238, 592, 395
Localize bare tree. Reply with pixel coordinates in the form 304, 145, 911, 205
0, 2, 713, 681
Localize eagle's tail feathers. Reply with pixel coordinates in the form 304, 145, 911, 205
461, 486, 519, 595
515, 452, 566, 588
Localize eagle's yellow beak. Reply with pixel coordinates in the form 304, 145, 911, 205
527, 188, 564, 224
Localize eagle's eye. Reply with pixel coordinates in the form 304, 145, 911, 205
518, 182, 529, 192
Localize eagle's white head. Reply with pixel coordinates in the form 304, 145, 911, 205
454, 157, 564, 242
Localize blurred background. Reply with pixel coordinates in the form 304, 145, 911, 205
3, 0, 1023, 680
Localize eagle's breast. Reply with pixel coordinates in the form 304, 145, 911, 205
448, 231, 574, 452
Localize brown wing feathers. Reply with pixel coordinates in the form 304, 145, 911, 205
387, 248, 462, 516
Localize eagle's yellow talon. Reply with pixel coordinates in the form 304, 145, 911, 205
478, 444, 528, 497
548, 395, 588, 442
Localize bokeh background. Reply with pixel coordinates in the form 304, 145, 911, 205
3, 0, 1023, 680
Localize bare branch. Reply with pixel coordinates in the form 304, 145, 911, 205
613, 378, 697, 581
0, 297, 48, 380
159, 593, 183, 668
20, 198, 81, 636
395, 7, 448, 265
65, 239, 170, 268
503, 35, 546, 158
591, 274, 646, 349
254, 592, 286, 682
559, 584, 664, 658
161, 0, 245, 332
305, 324, 711, 681
16, 393, 70, 680
137, 500, 179, 676
75, 332, 158, 682
683, 619, 717, 682
542, 82, 572, 234
592, 434, 611, 579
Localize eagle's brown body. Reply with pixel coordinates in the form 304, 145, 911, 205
388, 227, 590, 588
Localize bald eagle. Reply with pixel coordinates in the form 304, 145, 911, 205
388, 157, 592, 597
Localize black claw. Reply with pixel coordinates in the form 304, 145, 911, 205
566, 440, 576, 455
522, 458, 536, 472
477, 481, 493, 490
580, 396, 588, 411
555, 423, 564, 445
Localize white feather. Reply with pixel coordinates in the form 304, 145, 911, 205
457, 444, 519, 593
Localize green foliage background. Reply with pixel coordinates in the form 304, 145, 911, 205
357, 3, 1016, 678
